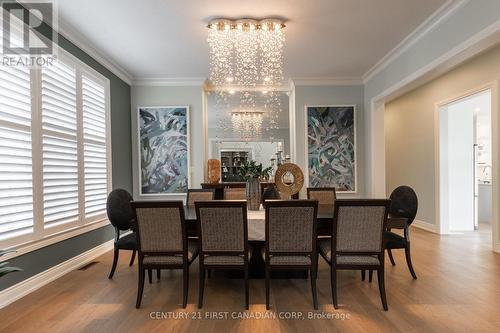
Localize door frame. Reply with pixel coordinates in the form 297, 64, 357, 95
434, 82, 498, 247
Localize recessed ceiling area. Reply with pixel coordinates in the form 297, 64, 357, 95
56, 0, 447, 80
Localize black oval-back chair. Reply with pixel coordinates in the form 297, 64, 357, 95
364, 185, 418, 281
107, 189, 137, 279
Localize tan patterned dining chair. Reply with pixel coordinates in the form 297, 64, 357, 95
131, 201, 199, 309
317, 199, 391, 311
223, 187, 246, 200
195, 200, 249, 309
307, 187, 336, 206
186, 189, 215, 207
264, 200, 319, 310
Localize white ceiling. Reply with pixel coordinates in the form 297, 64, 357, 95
56, 0, 447, 81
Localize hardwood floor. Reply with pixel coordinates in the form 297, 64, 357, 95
1, 225, 500, 333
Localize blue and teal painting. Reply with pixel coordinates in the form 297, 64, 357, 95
307, 106, 355, 192
139, 107, 188, 194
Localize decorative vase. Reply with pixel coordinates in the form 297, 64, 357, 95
207, 159, 221, 184
246, 177, 261, 210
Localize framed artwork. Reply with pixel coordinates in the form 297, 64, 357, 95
138, 106, 189, 195
306, 105, 356, 192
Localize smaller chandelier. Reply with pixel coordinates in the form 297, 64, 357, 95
231, 110, 264, 139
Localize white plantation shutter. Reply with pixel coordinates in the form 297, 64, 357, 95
0, 64, 34, 240
41, 61, 79, 227
82, 74, 108, 218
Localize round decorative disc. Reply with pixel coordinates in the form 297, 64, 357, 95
274, 163, 304, 196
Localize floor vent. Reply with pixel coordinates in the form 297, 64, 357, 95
78, 261, 99, 271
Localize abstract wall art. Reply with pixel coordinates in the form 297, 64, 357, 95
138, 106, 189, 195
306, 105, 356, 192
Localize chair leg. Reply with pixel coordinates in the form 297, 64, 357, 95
182, 267, 189, 308
147, 269, 152, 284
198, 267, 205, 308
361, 270, 365, 281
129, 250, 136, 267
404, 245, 417, 279
157, 269, 161, 280
377, 268, 388, 311
108, 247, 119, 279
387, 249, 396, 266
136, 267, 145, 309
369, 270, 373, 283
310, 269, 318, 310
265, 268, 271, 310
331, 266, 338, 309
244, 267, 249, 310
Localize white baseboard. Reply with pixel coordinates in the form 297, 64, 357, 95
0, 239, 114, 309
412, 219, 440, 234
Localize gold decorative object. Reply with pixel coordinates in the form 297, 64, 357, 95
207, 159, 221, 184
274, 163, 304, 196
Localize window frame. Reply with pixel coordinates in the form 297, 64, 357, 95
0, 43, 112, 257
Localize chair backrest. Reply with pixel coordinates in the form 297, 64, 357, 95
332, 199, 390, 257
265, 200, 318, 254
186, 189, 215, 207
389, 186, 418, 225
106, 189, 134, 231
131, 201, 186, 257
307, 187, 336, 206
224, 187, 246, 200
195, 201, 248, 255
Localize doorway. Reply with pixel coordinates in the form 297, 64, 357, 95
439, 89, 492, 233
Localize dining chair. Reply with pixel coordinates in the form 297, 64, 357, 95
307, 187, 337, 205
369, 186, 418, 281
131, 201, 199, 309
186, 188, 215, 207
195, 200, 250, 309
223, 187, 247, 200
106, 189, 137, 279
318, 199, 391, 311
264, 200, 319, 310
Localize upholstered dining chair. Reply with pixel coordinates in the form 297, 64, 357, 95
223, 187, 246, 200
264, 200, 319, 310
131, 201, 199, 309
186, 189, 215, 207
106, 189, 137, 279
318, 199, 391, 311
195, 201, 250, 309
307, 187, 337, 205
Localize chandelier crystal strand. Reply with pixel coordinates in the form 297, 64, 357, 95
207, 21, 234, 86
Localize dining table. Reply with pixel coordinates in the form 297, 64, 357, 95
184, 204, 335, 278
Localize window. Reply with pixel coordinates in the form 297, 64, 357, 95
0, 47, 111, 248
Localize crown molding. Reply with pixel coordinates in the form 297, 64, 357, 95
132, 77, 207, 86
362, 0, 469, 84
291, 77, 363, 86
55, 18, 133, 85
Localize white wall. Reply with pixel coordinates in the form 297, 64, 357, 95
443, 99, 475, 231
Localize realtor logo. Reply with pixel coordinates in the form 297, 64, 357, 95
2, 1, 54, 55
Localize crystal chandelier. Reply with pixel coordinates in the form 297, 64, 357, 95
207, 18, 285, 87
207, 18, 286, 140
231, 110, 264, 138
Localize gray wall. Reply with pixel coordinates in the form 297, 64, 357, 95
294, 85, 365, 198
385, 44, 500, 226
131, 85, 204, 200
0, 31, 131, 291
